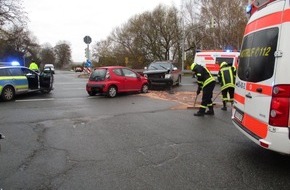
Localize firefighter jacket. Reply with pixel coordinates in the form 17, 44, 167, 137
192, 64, 215, 90
217, 66, 236, 91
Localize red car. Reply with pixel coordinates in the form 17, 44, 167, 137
86, 66, 149, 98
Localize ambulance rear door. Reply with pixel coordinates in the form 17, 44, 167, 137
233, 0, 284, 139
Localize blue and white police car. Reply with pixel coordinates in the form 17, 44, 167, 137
0, 63, 54, 101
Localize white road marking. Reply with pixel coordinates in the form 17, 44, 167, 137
16, 98, 55, 102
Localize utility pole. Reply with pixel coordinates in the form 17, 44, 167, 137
181, 0, 186, 73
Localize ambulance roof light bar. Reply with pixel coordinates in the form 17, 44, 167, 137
246, 0, 276, 16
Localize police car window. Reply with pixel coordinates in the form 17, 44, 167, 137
22, 68, 33, 75
8, 68, 23, 76
0, 69, 10, 76
238, 27, 278, 82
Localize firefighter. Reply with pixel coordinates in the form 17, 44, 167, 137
217, 61, 236, 111
191, 62, 216, 116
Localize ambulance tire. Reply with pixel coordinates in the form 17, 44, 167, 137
1, 86, 15, 101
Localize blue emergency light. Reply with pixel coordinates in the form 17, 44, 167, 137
11, 61, 20, 66
246, 4, 252, 14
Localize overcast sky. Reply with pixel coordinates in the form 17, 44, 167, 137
23, 0, 181, 62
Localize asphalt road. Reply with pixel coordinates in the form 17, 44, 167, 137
1, 71, 290, 190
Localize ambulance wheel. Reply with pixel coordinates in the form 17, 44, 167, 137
1, 86, 15, 101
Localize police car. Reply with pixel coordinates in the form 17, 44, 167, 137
0, 65, 54, 101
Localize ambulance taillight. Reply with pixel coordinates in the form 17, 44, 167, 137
269, 85, 290, 127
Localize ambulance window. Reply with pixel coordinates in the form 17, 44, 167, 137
216, 58, 234, 66
238, 27, 278, 82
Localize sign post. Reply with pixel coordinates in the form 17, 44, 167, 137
84, 36, 92, 59
83, 36, 92, 74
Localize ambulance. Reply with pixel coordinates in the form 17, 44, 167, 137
232, 0, 290, 154
194, 50, 240, 76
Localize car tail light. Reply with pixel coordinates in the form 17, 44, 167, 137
269, 85, 290, 127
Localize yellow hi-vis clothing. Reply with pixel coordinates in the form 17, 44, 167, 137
191, 63, 216, 111
191, 63, 215, 89
29, 62, 39, 70
217, 66, 236, 91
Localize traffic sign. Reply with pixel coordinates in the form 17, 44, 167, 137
84, 36, 92, 44
85, 60, 92, 67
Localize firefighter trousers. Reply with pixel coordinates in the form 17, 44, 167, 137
200, 81, 216, 110
221, 87, 234, 103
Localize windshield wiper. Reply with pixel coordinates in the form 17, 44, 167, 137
150, 66, 158, 70
159, 65, 169, 70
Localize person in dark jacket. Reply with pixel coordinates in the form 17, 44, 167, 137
191, 62, 216, 116
217, 62, 236, 111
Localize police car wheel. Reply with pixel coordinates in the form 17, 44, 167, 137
1, 86, 15, 101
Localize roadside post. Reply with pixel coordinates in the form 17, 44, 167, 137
83, 35, 92, 74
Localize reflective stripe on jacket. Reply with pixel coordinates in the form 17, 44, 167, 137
217, 66, 235, 91
192, 64, 215, 89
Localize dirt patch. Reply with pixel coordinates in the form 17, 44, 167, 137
141, 90, 222, 110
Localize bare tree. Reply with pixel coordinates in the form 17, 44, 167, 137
92, 1, 248, 69
0, 0, 27, 30
54, 41, 72, 69
40, 43, 56, 68
106, 4, 181, 68
199, 0, 248, 50
0, 26, 40, 65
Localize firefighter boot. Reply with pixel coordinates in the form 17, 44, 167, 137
221, 101, 227, 111
194, 108, 205, 117
205, 106, 215, 115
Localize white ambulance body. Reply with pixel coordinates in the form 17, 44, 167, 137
194, 51, 240, 76
232, 0, 290, 154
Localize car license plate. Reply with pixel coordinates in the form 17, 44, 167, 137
234, 109, 243, 122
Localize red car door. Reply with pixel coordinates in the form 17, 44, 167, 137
122, 68, 141, 91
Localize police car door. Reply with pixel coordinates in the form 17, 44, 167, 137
8, 68, 29, 93
22, 68, 39, 90
233, 1, 283, 138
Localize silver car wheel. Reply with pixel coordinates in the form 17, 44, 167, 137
108, 86, 117, 98
2, 86, 15, 101
142, 84, 149, 93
